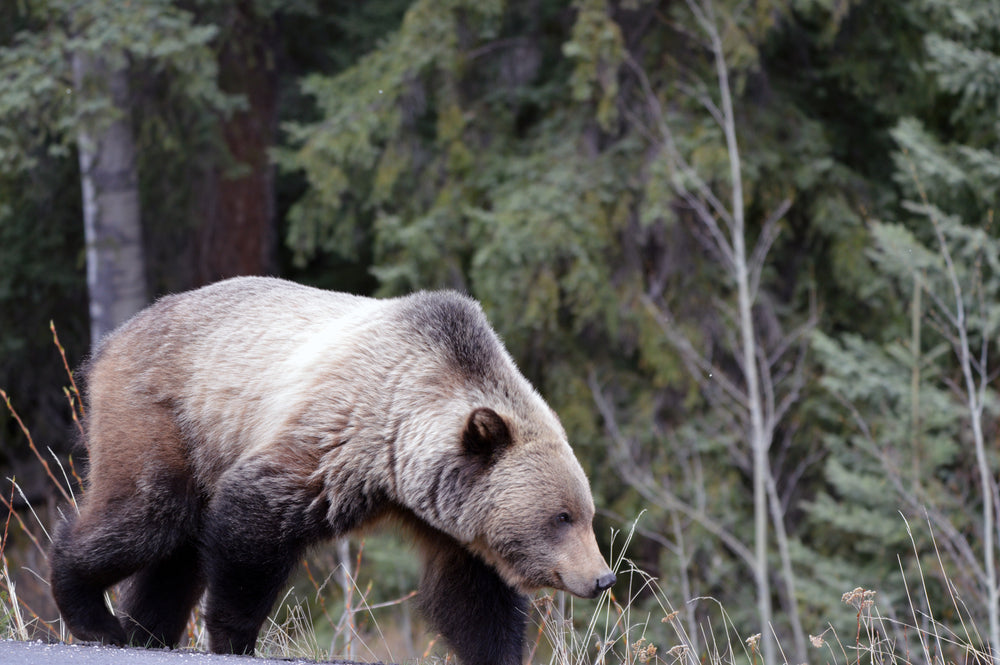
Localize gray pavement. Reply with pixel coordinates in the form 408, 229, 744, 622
0, 640, 376, 665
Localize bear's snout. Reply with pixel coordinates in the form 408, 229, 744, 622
556, 541, 616, 598
562, 564, 615, 599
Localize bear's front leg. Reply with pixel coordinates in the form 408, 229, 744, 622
200, 467, 326, 654
418, 533, 528, 665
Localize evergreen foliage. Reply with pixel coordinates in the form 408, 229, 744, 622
807, 0, 1000, 654
0, 0, 233, 171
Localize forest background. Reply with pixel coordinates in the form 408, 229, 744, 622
1, 1, 999, 664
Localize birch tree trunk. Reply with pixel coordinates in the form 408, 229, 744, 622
712, 20, 775, 664
72, 52, 147, 347
336, 538, 355, 659
925, 207, 1000, 663
620, 0, 813, 658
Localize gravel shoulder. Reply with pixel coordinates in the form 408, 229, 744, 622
0, 640, 378, 665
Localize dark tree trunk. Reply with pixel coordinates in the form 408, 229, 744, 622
194, 2, 279, 283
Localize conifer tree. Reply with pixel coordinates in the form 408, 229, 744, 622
811, 1, 1000, 657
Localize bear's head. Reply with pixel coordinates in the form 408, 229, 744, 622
459, 406, 616, 599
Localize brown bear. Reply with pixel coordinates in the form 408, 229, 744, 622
49, 276, 615, 665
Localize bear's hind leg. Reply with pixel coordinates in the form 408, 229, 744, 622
50, 461, 200, 645
119, 539, 205, 648
49, 514, 146, 646
418, 534, 528, 665
51, 397, 199, 647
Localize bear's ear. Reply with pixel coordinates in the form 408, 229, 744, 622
462, 407, 512, 461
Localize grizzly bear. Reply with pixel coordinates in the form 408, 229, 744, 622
49, 277, 615, 665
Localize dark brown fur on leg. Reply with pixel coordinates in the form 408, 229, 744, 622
50, 516, 128, 646
49, 448, 201, 647
418, 533, 528, 665
200, 466, 331, 654
50, 513, 155, 647
202, 543, 300, 656
118, 540, 205, 647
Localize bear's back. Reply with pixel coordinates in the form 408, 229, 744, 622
84, 278, 527, 480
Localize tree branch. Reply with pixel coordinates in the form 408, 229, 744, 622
589, 372, 758, 570
749, 198, 792, 301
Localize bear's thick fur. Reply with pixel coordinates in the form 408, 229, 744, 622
50, 277, 614, 665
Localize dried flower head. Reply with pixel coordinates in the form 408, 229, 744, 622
533, 594, 554, 609
662, 610, 680, 623
632, 638, 658, 663
841, 587, 862, 605
667, 644, 689, 659
809, 634, 825, 648
841, 587, 877, 610
746, 634, 761, 651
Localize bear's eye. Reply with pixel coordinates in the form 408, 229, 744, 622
556, 512, 572, 525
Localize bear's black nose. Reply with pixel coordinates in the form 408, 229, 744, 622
596, 572, 616, 592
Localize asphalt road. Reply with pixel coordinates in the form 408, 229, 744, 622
0, 640, 374, 665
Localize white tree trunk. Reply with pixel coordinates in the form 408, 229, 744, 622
72, 52, 147, 347
943, 264, 999, 664
708, 11, 774, 662
336, 539, 355, 659
622, 2, 807, 658
918, 190, 1000, 663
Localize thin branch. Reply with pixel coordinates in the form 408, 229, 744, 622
589, 372, 757, 570
640, 295, 748, 407
914, 167, 999, 658
1, 390, 73, 504
678, 80, 726, 132
676, 190, 738, 269
771, 338, 810, 428
832, 391, 985, 581
683, 0, 715, 38
623, 52, 737, 258
920, 276, 961, 330
749, 199, 792, 300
